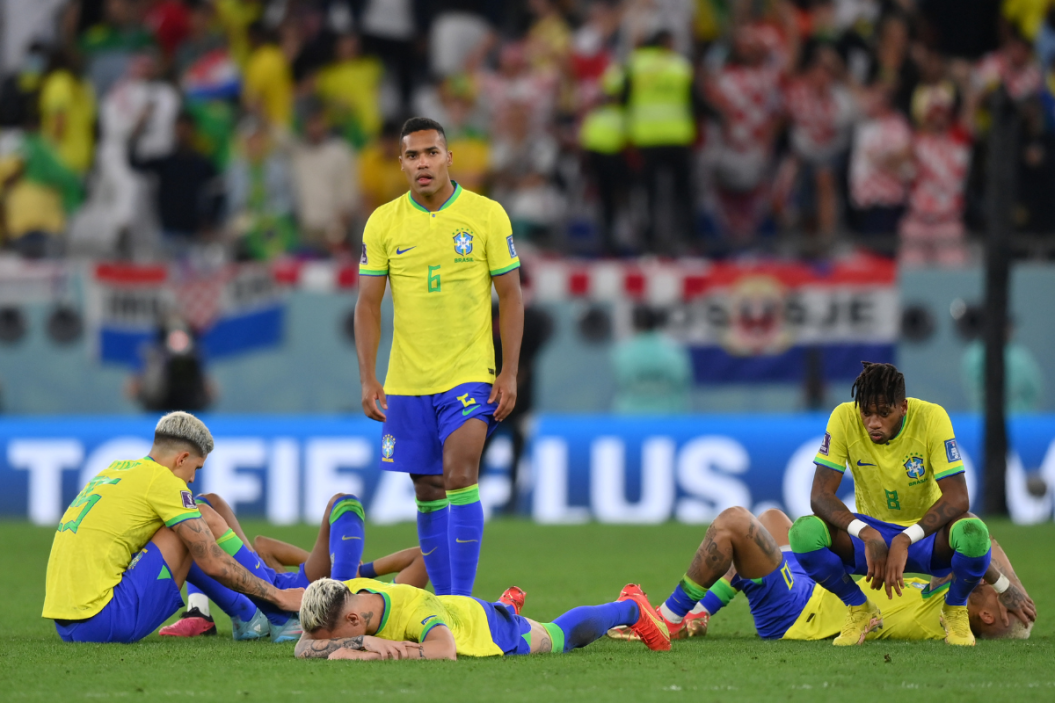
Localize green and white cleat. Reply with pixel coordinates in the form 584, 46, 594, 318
231, 608, 269, 641
270, 614, 303, 643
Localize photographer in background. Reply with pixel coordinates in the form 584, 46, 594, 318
128, 313, 215, 412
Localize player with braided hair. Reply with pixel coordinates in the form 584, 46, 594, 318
789, 361, 993, 646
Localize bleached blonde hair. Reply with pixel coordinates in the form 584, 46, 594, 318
154, 411, 215, 457
301, 578, 352, 633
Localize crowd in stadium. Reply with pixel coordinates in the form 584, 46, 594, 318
1, 0, 1053, 263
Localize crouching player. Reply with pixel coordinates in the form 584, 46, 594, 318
611, 506, 1035, 644
162, 492, 427, 640
42, 412, 303, 643
294, 578, 672, 660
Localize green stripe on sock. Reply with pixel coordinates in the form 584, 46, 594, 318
329, 497, 365, 524
415, 497, 450, 513
446, 485, 481, 505
709, 578, 738, 606
680, 574, 709, 602
542, 622, 565, 654
216, 529, 245, 557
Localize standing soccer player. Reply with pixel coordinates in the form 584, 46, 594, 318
354, 117, 523, 596
789, 362, 993, 646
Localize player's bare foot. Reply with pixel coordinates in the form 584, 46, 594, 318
617, 584, 671, 652
833, 601, 882, 646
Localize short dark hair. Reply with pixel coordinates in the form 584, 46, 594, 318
399, 117, 446, 148
851, 361, 906, 410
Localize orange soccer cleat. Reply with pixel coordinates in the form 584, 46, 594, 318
499, 586, 526, 615
159, 608, 217, 637
682, 608, 710, 638
616, 584, 671, 652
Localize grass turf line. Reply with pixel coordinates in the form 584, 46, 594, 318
1, 519, 1052, 702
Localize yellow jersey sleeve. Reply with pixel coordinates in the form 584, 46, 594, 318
146, 470, 201, 527
814, 404, 850, 474
925, 406, 965, 481
402, 599, 450, 643
485, 203, 519, 277
359, 209, 389, 276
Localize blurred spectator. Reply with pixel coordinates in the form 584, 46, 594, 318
129, 314, 214, 412
214, 0, 265, 68
242, 21, 293, 129
611, 305, 692, 414
524, 0, 573, 74
579, 67, 627, 256
359, 120, 408, 212
143, 0, 191, 59
848, 82, 912, 242
623, 30, 697, 253
866, 12, 918, 116
357, 0, 420, 114
0, 117, 83, 258
973, 26, 1041, 103
79, 0, 157, 99
1015, 96, 1055, 233
291, 106, 358, 256
129, 111, 221, 257
226, 120, 296, 260
490, 101, 562, 242
315, 33, 384, 149
476, 42, 558, 137
899, 82, 971, 266
961, 321, 1044, 413
427, 77, 491, 194
174, 1, 229, 78
39, 49, 96, 176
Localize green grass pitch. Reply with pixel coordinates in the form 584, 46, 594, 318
2, 519, 1053, 702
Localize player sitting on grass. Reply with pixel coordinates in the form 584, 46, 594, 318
293, 577, 671, 659
42, 412, 303, 643
792, 362, 995, 645
610, 506, 1034, 643
161, 492, 427, 639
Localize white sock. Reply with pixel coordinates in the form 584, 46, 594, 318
188, 593, 211, 617
659, 603, 684, 624
690, 602, 709, 616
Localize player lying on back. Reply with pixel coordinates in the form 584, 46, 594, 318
42, 412, 302, 643
791, 362, 996, 645
161, 492, 428, 639
294, 577, 671, 660
610, 506, 1034, 643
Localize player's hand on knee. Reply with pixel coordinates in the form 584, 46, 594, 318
861, 527, 888, 590
361, 380, 388, 422
361, 635, 406, 660
883, 534, 909, 598
490, 371, 517, 422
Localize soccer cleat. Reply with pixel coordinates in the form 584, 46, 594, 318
940, 603, 975, 646
159, 608, 217, 637
608, 609, 686, 641
499, 586, 526, 615
606, 625, 637, 640
617, 584, 671, 652
231, 608, 269, 641
833, 600, 883, 646
270, 613, 303, 643
682, 609, 710, 638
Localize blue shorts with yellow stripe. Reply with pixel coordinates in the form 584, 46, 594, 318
379, 382, 499, 476
473, 598, 533, 656
733, 553, 815, 639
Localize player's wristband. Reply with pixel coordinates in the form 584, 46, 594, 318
992, 574, 1011, 594
847, 519, 868, 538
902, 524, 925, 544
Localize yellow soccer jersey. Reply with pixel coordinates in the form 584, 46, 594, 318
43, 458, 201, 620
813, 398, 965, 526
343, 578, 504, 657
782, 578, 947, 641
359, 183, 520, 395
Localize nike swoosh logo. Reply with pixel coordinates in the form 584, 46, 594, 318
461, 407, 478, 416
421, 547, 438, 556
456, 539, 478, 544
342, 535, 362, 540
857, 460, 876, 467
396, 246, 416, 255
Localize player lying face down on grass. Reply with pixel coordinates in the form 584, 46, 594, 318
788, 362, 999, 645
42, 412, 304, 643
610, 506, 1034, 645
160, 491, 428, 640
293, 577, 673, 660
354, 116, 524, 599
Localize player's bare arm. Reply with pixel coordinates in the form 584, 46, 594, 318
172, 517, 302, 612
810, 465, 890, 590
489, 270, 523, 422
883, 473, 970, 599
985, 538, 1036, 624
354, 274, 389, 422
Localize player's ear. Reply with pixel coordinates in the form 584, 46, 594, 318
979, 609, 996, 625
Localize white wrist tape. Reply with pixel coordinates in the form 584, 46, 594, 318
847, 519, 868, 538
903, 524, 925, 544
993, 574, 1011, 594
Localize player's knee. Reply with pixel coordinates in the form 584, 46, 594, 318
198, 503, 228, 535
412, 476, 446, 502
949, 517, 991, 558
194, 493, 216, 508
788, 515, 831, 554
712, 505, 751, 531
444, 468, 477, 491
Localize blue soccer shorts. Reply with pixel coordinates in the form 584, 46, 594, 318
379, 381, 499, 476
475, 598, 533, 656
54, 542, 184, 643
848, 513, 952, 577
733, 552, 815, 639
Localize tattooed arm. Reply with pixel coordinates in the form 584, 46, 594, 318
172, 518, 303, 612
985, 538, 1036, 625
809, 465, 855, 531
295, 634, 366, 659
916, 474, 970, 537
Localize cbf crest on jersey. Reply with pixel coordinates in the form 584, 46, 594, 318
904, 454, 925, 480
453, 230, 474, 257
381, 434, 396, 463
